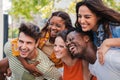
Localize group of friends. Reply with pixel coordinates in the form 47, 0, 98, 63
0, 0, 120, 80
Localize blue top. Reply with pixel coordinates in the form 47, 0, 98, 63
93, 23, 120, 47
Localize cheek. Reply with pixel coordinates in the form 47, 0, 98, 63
57, 27, 64, 32
78, 18, 81, 23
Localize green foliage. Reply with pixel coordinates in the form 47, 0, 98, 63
9, 0, 120, 20
67, 0, 120, 14
9, 0, 54, 20
8, 27, 19, 38
103, 0, 120, 12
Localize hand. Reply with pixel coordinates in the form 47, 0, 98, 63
98, 39, 110, 65
0, 58, 11, 80
26, 61, 43, 77
4, 68, 12, 77
17, 56, 43, 77
59, 76, 63, 80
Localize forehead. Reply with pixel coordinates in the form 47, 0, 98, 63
55, 36, 64, 43
50, 16, 65, 23
55, 36, 66, 45
78, 5, 94, 15
19, 32, 35, 42
67, 31, 81, 38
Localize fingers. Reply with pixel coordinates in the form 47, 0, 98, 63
34, 61, 40, 66
6, 68, 12, 77
98, 48, 105, 65
3, 68, 12, 78
32, 72, 43, 77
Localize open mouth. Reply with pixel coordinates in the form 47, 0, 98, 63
68, 44, 76, 54
51, 30, 58, 37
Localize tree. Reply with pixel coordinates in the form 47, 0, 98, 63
9, 0, 120, 20
9, 0, 55, 20
104, 0, 120, 12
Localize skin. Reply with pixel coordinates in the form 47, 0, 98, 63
78, 5, 100, 32
66, 31, 97, 64
54, 36, 68, 59
66, 31, 95, 80
66, 31, 87, 57
54, 35, 93, 80
18, 32, 38, 59
0, 16, 68, 78
0, 58, 11, 80
78, 5, 120, 64
18, 32, 42, 76
49, 16, 66, 38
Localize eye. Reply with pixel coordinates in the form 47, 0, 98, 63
18, 40, 23, 43
56, 24, 62, 28
78, 14, 81, 18
54, 44, 57, 47
49, 22, 54, 26
59, 45, 65, 48
27, 42, 32, 44
85, 15, 91, 19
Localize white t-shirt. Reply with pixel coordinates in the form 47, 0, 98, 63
89, 48, 120, 80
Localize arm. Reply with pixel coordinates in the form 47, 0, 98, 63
36, 50, 61, 80
0, 58, 11, 80
17, 56, 43, 77
98, 38, 120, 64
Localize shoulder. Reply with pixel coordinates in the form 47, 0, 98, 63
4, 41, 12, 55
105, 48, 120, 70
4, 41, 11, 51
109, 24, 120, 37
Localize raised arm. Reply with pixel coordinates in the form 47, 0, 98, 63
98, 38, 120, 64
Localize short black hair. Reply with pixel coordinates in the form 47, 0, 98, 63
67, 27, 94, 42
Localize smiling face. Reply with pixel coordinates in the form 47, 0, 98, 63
66, 31, 87, 58
18, 32, 37, 59
78, 5, 100, 32
49, 16, 66, 38
54, 36, 68, 59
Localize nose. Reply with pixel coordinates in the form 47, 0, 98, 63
21, 43, 27, 50
50, 24, 57, 30
54, 46, 59, 52
66, 40, 71, 47
79, 17, 85, 24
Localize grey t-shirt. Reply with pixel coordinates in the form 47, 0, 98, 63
89, 48, 120, 80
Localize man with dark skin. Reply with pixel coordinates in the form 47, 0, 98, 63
66, 27, 120, 80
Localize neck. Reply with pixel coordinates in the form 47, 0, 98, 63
62, 55, 78, 66
49, 37, 55, 44
27, 48, 38, 60
92, 24, 99, 32
83, 43, 97, 64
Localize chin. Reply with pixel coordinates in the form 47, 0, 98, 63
20, 54, 27, 58
56, 56, 61, 59
73, 53, 83, 58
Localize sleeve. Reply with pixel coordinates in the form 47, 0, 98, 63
109, 49, 120, 72
115, 26, 120, 37
4, 41, 12, 57
110, 25, 120, 38
36, 49, 61, 80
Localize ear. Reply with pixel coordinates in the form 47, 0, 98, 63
83, 35, 89, 42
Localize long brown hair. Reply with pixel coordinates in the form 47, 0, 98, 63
75, 0, 120, 38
